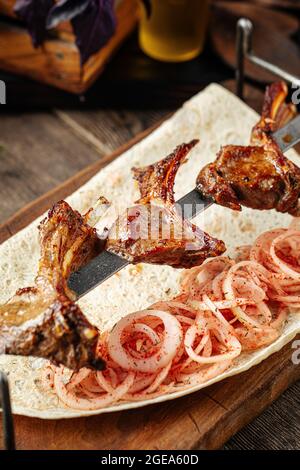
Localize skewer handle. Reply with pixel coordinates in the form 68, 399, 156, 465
235, 18, 300, 100
0, 372, 15, 450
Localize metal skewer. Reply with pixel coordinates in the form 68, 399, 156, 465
69, 113, 300, 298
0, 372, 15, 450
236, 18, 300, 100
1, 17, 300, 449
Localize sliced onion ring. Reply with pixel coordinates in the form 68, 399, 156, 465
108, 309, 182, 374
54, 367, 135, 411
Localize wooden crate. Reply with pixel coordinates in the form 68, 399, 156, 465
0, 0, 139, 93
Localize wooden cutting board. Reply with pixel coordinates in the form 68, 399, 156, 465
0, 83, 300, 450
0, 0, 139, 94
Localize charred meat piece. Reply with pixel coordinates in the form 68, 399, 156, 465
0, 200, 107, 370
107, 140, 226, 268
197, 82, 300, 215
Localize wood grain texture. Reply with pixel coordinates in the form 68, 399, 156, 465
0, 112, 104, 224
0, 333, 299, 450
224, 381, 300, 450
0, 22, 81, 90
0, 110, 167, 226
0, 83, 300, 450
0, 0, 138, 93
54, 109, 168, 154
211, 2, 300, 83
214, 1, 299, 35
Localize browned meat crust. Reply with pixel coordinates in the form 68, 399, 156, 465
107, 141, 226, 267
0, 142, 228, 366
132, 140, 197, 205
0, 201, 106, 370
196, 82, 300, 215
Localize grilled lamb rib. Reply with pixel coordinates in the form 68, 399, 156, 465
196, 82, 300, 215
0, 200, 107, 370
107, 140, 226, 267
0, 143, 227, 367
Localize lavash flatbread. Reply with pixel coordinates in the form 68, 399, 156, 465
0, 83, 300, 419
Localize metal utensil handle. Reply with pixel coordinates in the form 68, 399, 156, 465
0, 371, 15, 450
236, 18, 300, 100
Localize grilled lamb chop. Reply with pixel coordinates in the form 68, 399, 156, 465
0, 144, 227, 367
107, 140, 226, 267
196, 82, 300, 215
0, 200, 108, 370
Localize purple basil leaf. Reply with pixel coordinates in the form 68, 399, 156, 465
72, 0, 116, 65
14, 0, 54, 47
46, 0, 91, 29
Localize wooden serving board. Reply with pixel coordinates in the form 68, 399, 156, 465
0, 84, 300, 450
0, 0, 138, 93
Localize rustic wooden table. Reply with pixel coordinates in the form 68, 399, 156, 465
0, 84, 299, 450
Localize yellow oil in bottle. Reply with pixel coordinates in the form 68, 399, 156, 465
139, 0, 210, 62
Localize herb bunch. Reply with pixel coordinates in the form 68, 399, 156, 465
14, 0, 116, 65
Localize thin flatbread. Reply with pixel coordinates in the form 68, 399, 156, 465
1, 84, 300, 419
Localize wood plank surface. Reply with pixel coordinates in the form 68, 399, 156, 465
0, 110, 167, 226
0, 0, 138, 93
0, 111, 105, 224
0, 337, 298, 450
0, 82, 300, 450
211, 2, 300, 84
